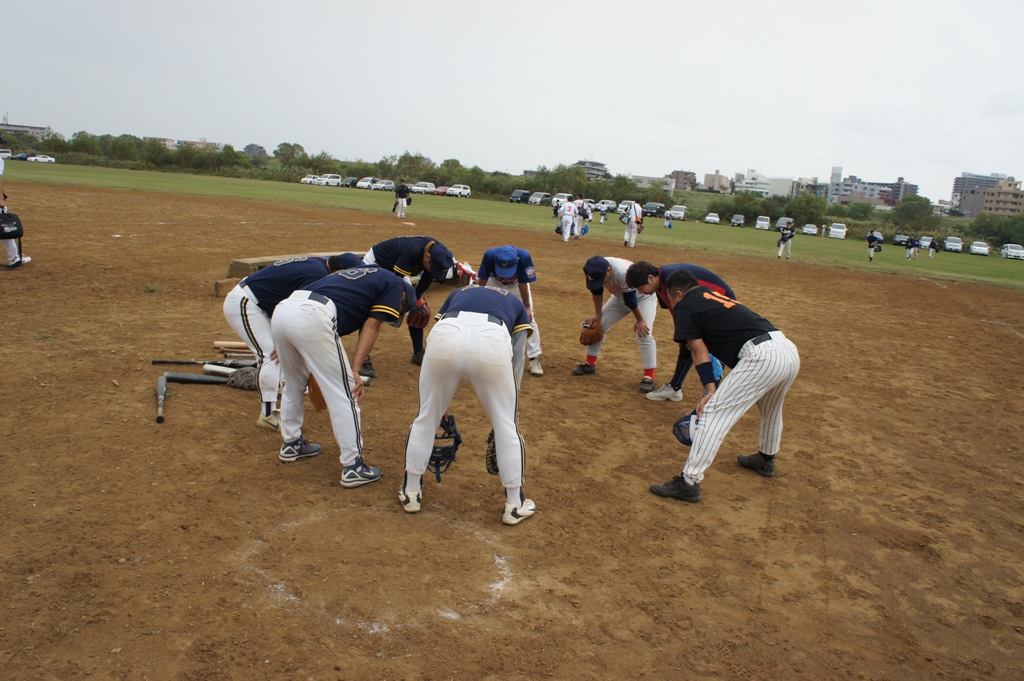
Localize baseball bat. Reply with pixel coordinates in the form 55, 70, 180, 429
203, 364, 237, 376
214, 341, 249, 350
156, 375, 167, 423
163, 372, 229, 385
152, 359, 257, 368
221, 352, 256, 358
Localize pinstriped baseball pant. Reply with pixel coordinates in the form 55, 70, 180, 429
683, 331, 800, 484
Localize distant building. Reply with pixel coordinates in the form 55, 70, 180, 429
959, 187, 988, 219
827, 166, 917, 206
0, 122, 52, 141
733, 169, 770, 197
176, 139, 221, 151
951, 172, 1007, 210
932, 199, 953, 217
795, 177, 827, 197
144, 137, 177, 150
981, 177, 1023, 217
574, 160, 609, 181
703, 170, 731, 193
629, 174, 674, 192
668, 170, 697, 192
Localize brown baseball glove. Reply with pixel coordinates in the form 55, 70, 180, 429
407, 298, 431, 329
579, 321, 604, 346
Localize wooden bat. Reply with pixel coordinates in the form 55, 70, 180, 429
213, 341, 249, 350
307, 375, 327, 412
163, 372, 229, 385
156, 375, 167, 423
152, 359, 256, 368
203, 364, 237, 376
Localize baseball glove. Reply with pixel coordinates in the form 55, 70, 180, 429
579, 321, 604, 346
637, 218, 645, 233
226, 366, 258, 390
407, 298, 431, 329
485, 429, 498, 475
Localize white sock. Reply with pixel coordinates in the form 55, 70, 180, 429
404, 472, 422, 495
506, 486, 524, 507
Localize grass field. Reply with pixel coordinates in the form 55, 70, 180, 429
8, 162, 1024, 289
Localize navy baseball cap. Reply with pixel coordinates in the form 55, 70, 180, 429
428, 243, 455, 282
493, 245, 519, 278
583, 256, 610, 292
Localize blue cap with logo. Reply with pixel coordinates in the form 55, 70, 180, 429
493, 245, 519, 279
583, 255, 610, 292
428, 243, 455, 282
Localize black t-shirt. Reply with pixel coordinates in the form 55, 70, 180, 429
672, 286, 777, 368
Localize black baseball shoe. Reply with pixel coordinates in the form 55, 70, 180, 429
360, 358, 377, 379
737, 453, 775, 478
410, 350, 425, 366
571, 362, 596, 375
279, 437, 322, 463
650, 476, 701, 502
639, 377, 656, 393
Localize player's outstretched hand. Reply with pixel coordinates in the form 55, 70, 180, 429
351, 374, 366, 402
633, 319, 650, 337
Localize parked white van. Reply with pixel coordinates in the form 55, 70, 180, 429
0, 150, 11, 159
828, 223, 848, 239
755, 216, 771, 230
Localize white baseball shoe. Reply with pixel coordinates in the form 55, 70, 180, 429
502, 498, 536, 525
257, 411, 281, 431
646, 383, 683, 402
529, 357, 544, 376
398, 475, 421, 513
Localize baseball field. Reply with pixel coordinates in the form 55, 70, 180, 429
2, 172, 1024, 680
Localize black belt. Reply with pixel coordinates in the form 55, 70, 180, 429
441, 310, 505, 327
308, 293, 331, 306
751, 332, 773, 346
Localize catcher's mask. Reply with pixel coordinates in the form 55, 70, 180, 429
429, 414, 463, 483
673, 409, 700, 447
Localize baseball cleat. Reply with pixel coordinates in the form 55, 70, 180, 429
340, 456, 382, 488
502, 498, 536, 525
529, 357, 544, 376
650, 476, 701, 502
257, 411, 281, 431
359, 359, 378, 379
646, 383, 682, 402
279, 437, 322, 463
571, 362, 596, 376
639, 377, 656, 393
398, 475, 421, 513
737, 453, 775, 478
410, 350, 425, 366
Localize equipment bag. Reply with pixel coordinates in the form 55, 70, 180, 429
0, 211, 23, 240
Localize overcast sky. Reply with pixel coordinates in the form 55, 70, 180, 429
5, 0, 1022, 201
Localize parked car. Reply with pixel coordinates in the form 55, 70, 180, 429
0, 149, 11, 159
642, 202, 666, 218
509, 189, 531, 203
801, 224, 818, 236
27, 154, 56, 163
411, 181, 435, 194
300, 175, 320, 184
447, 184, 471, 198
528, 192, 552, 206
596, 199, 618, 213
730, 214, 745, 227
754, 215, 771, 230
828, 223, 847, 239
665, 205, 687, 220
944, 236, 963, 252
1000, 243, 1024, 259
552, 193, 574, 209
10, 153, 34, 161
318, 174, 342, 187
617, 200, 637, 215
372, 179, 395, 191
969, 241, 990, 256
433, 186, 450, 196
918, 236, 933, 251
893, 234, 910, 247
355, 177, 377, 189
704, 212, 720, 224
775, 217, 794, 232
340, 176, 359, 187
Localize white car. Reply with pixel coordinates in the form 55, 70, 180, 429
828, 223, 847, 239
755, 216, 771, 230
552, 193, 574, 209
1000, 244, 1024, 260
28, 154, 56, 163
969, 241, 990, 256
617, 200, 636, 215
919, 236, 933, 251
318, 174, 342, 187
300, 175, 319, 185
411, 182, 435, 194
944, 236, 963, 252
446, 184, 471, 198
664, 205, 687, 220
596, 199, 618, 213
372, 179, 395, 191
801, 224, 818, 236
355, 177, 376, 189
528, 192, 551, 205
704, 212, 720, 224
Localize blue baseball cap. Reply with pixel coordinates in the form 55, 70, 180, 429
583, 256, 610, 292
493, 245, 519, 279
428, 243, 455, 282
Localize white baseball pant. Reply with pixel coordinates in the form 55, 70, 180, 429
683, 331, 800, 484
485, 281, 541, 358
272, 292, 364, 466
560, 215, 574, 242
396, 198, 408, 218
405, 313, 526, 489
223, 285, 281, 405
585, 293, 658, 369
624, 218, 639, 247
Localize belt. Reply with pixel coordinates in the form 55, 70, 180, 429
751, 332, 773, 346
308, 293, 331, 306
441, 310, 505, 327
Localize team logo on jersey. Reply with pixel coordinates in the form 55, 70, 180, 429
525, 267, 535, 277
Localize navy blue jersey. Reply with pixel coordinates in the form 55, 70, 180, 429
477, 247, 537, 284
368, 236, 451, 297
655, 264, 735, 309
437, 286, 533, 337
672, 286, 777, 368
305, 267, 411, 336
243, 257, 332, 317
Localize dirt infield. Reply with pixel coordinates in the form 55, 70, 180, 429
2, 183, 1023, 680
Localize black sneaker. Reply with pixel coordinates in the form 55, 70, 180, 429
410, 350, 425, 366
360, 359, 377, 379
280, 437, 322, 463
737, 453, 775, 478
571, 362, 596, 376
650, 476, 701, 502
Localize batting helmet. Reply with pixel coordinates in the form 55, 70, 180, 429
672, 409, 700, 447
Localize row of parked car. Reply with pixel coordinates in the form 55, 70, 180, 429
0, 150, 57, 163
299, 175, 472, 197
